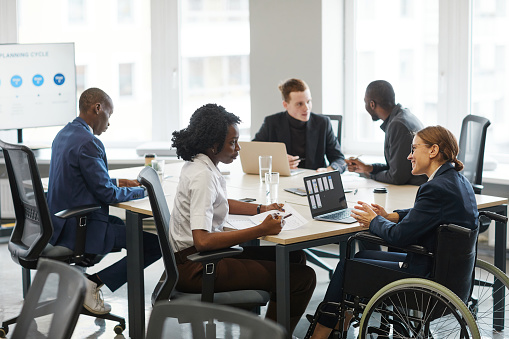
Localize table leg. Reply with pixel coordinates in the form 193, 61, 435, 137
276, 244, 291, 338
491, 205, 507, 331
126, 210, 145, 339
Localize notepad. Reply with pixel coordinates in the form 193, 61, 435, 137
227, 204, 307, 231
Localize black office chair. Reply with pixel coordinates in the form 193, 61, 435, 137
137, 166, 270, 309
0, 140, 125, 338
325, 114, 342, 142
146, 299, 286, 339
458, 115, 491, 233
458, 114, 490, 195
9, 258, 87, 339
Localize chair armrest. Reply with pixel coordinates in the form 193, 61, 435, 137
472, 184, 483, 194
187, 247, 244, 303
187, 247, 243, 263
348, 232, 432, 257
54, 204, 101, 219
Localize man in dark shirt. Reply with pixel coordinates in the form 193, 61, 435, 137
346, 80, 426, 185
253, 78, 346, 173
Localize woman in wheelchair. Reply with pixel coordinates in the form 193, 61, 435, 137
308, 125, 479, 338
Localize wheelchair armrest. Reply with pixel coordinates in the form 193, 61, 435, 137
479, 211, 508, 224
187, 247, 244, 263
348, 232, 432, 258
472, 184, 484, 194
54, 204, 101, 219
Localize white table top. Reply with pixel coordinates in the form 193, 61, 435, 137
113, 160, 508, 245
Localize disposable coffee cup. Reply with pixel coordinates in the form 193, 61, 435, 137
373, 187, 388, 208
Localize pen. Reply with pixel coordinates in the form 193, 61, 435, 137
283, 213, 293, 219
351, 154, 363, 160
298, 158, 305, 161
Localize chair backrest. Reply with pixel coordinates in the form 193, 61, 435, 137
11, 258, 87, 339
0, 140, 53, 267
457, 115, 490, 190
325, 114, 342, 143
433, 224, 479, 303
146, 300, 286, 339
138, 166, 179, 302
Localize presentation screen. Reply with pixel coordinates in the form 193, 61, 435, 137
0, 42, 77, 130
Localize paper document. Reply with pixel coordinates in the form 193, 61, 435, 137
227, 204, 307, 231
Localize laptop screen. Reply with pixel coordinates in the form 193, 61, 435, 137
303, 171, 348, 217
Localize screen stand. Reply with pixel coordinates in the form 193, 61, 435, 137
17, 129, 23, 144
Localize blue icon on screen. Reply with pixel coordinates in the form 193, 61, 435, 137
11, 75, 22, 87
54, 73, 65, 85
33, 74, 44, 86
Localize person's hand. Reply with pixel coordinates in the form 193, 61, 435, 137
345, 157, 372, 174
261, 203, 285, 213
259, 213, 284, 235
350, 201, 378, 228
287, 154, 302, 169
369, 203, 389, 218
316, 166, 333, 173
118, 179, 142, 187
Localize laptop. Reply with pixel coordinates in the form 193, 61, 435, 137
238, 141, 304, 176
303, 171, 356, 224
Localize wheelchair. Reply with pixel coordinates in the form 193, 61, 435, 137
305, 210, 509, 338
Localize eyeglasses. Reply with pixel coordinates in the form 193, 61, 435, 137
410, 143, 431, 154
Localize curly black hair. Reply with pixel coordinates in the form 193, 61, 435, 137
171, 104, 241, 161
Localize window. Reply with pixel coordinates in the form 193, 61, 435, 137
117, 0, 134, 24
343, 0, 439, 155
16, 0, 152, 146
472, 0, 509, 161
180, 0, 251, 135
119, 63, 134, 97
68, 0, 86, 24
76, 65, 87, 94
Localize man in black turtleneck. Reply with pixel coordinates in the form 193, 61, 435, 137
253, 78, 346, 173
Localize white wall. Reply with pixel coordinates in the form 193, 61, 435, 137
249, 0, 323, 138
0, 0, 17, 43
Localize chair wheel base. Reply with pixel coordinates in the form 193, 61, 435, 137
114, 323, 125, 334
0, 327, 8, 338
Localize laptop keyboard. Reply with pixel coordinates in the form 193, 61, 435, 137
320, 209, 352, 221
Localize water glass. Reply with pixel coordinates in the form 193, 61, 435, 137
151, 159, 165, 182
265, 172, 279, 204
259, 155, 272, 183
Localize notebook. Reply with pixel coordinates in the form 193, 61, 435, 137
303, 171, 357, 224
238, 141, 305, 176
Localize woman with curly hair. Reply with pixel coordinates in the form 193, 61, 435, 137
170, 103, 316, 334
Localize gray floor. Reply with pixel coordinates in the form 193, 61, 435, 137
0, 237, 506, 339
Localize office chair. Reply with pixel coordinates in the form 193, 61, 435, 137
8, 258, 87, 339
457, 115, 491, 233
458, 114, 491, 194
305, 114, 344, 279
137, 166, 270, 309
146, 299, 286, 339
0, 140, 125, 337
325, 114, 342, 142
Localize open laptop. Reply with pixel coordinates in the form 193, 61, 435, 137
238, 141, 304, 176
303, 171, 356, 224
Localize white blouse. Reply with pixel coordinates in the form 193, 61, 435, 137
169, 153, 229, 252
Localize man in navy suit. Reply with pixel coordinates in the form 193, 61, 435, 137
253, 78, 346, 173
47, 88, 161, 314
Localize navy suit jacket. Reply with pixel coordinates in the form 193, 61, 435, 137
369, 162, 479, 275
253, 112, 346, 172
47, 117, 145, 254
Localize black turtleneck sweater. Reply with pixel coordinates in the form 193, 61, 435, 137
287, 112, 307, 168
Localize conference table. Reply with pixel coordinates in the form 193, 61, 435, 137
112, 161, 508, 339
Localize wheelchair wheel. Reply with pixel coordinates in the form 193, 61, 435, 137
359, 278, 480, 338
471, 259, 509, 337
